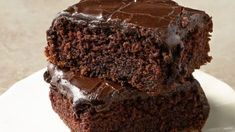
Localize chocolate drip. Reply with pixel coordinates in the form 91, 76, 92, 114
46, 64, 148, 114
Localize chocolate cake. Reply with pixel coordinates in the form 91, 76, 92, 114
44, 0, 212, 131
45, 0, 212, 93
44, 64, 209, 132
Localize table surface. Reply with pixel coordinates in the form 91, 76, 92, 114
0, 0, 234, 95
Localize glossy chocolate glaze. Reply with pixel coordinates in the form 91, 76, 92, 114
62, 0, 181, 28
45, 64, 148, 113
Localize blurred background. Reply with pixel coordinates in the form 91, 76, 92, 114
0, 0, 234, 95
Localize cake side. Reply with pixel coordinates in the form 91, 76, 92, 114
45, 0, 212, 94
48, 79, 209, 132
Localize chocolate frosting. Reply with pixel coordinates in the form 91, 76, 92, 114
46, 64, 148, 113
62, 0, 182, 28
56, 0, 209, 48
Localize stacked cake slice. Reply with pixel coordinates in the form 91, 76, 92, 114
44, 0, 212, 131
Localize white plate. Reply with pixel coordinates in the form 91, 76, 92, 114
0, 69, 235, 132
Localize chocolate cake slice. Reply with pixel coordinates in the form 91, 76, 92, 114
45, 0, 212, 94
44, 64, 209, 131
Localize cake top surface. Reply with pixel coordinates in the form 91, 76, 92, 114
64, 0, 184, 28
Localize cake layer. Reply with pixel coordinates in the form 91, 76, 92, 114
44, 64, 210, 131
45, 0, 212, 94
